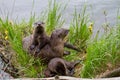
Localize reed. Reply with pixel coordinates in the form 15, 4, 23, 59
68, 6, 91, 51
81, 20, 120, 78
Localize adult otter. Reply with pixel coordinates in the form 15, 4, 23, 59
37, 28, 69, 63
44, 58, 80, 77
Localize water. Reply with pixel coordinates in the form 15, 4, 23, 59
0, 0, 120, 32
0, 0, 119, 24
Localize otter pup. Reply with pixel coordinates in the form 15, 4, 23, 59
37, 28, 69, 63
29, 21, 49, 54
44, 58, 80, 77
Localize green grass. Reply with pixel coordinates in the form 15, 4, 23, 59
81, 21, 120, 78
0, 18, 45, 77
0, 0, 120, 78
68, 6, 91, 51
45, 0, 66, 34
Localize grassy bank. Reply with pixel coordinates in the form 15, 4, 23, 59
81, 17, 120, 78
0, 0, 120, 78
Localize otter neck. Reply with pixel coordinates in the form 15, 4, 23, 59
36, 27, 44, 34
50, 38, 63, 47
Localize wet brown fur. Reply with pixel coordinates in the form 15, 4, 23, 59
44, 58, 80, 77
37, 28, 69, 63
22, 21, 80, 56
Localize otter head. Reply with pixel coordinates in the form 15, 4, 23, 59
51, 28, 69, 40
33, 21, 45, 33
33, 21, 45, 28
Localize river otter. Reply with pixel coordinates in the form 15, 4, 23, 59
44, 58, 80, 77
36, 28, 69, 63
29, 21, 49, 54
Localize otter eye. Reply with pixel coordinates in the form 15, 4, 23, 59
65, 30, 69, 35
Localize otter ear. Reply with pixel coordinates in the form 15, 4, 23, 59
32, 22, 37, 28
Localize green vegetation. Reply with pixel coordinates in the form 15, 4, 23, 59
0, 18, 44, 77
69, 6, 91, 51
0, 0, 120, 78
81, 18, 120, 78
0, 0, 66, 78
64, 6, 91, 62
45, 0, 66, 34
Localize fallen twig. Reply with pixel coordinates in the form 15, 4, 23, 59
99, 67, 120, 78
12, 76, 120, 80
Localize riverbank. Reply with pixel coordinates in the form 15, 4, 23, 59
0, 0, 120, 79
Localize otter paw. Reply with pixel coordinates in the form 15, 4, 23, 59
63, 51, 71, 55
69, 68, 75, 76
35, 48, 41, 53
29, 45, 35, 50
